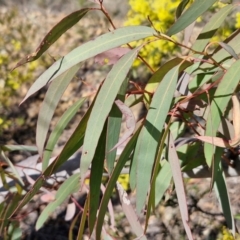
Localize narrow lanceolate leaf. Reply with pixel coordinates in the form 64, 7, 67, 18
95, 127, 141, 240
80, 48, 139, 184
192, 4, 233, 53
176, 0, 190, 19
44, 98, 94, 177
0, 151, 24, 186
21, 26, 155, 103
203, 59, 240, 167
218, 41, 239, 60
109, 100, 135, 152
42, 97, 86, 171
134, 61, 191, 213
167, 131, 193, 240
116, 182, 146, 240
36, 64, 80, 158
106, 79, 128, 173
196, 94, 240, 148
144, 57, 185, 108
167, 0, 218, 36
89, 122, 107, 234
13, 8, 90, 69
36, 173, 80, 230
1, 145, 37, 152
213, 147, 235, 234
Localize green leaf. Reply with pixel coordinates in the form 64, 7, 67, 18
89, 122, 107, 234
0, 145, 37, 152
204, 59, 240, 167
21, 26, 155, 103
192, 4, 233, 53
13, 8, 90, 69
144, 57, 185, 108
77, 194, 89, 240
191, 29, 240, 76
0, 151, 24, 186
176, 0, 190, 19
80, 48, 139, 184
95, 127, 141, 239
106, 78, 128, 173
9, 177, 45, 218
167, 130, 193, 240
218, 41, 239, 60
36, 173, 80, 230
43, 99, 94, 177
155, 160, 172, 205
133, 60, 191, 213
167, 0, 218, 36
36, 64, 80, 158
42, 97, 86, 170
213, 147, 235, 234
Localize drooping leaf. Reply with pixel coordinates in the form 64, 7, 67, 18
106, 78, 128, 173
192, 4, 233, 53
108, 100, 135, 152
1, 145, 37, 152
13, 8, 90, 69
203, 59, 240, 167
36, 173, 80, 230
133, 60, 191, 213
143, 57, 190, 108
116, 182, 146, 239
95, 47, 131, 66
77, 194, 89, 240
167, 130, 193, 240
176, 0, 190, 19
36, 64, 80, 158
95, 127, 141, 239
167, 0, 218, 36
89, 122, 107, 234
21, 26, 155, 103
155, 160, 172, 206
218, 41, 239, 60
0, 151, 24, 186
213, 147, 235, 234
80, 47, 140, 185
42, 97, 86, 170
44, 96, 96, 177
9, 176, 45, 218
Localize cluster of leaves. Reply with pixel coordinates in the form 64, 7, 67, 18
1, 0, 240, 239
124, 0, 238, 71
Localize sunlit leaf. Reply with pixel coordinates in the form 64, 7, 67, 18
203, 59, 240, 167
42, 97, 86, 170
21, 26, 155, 103
167, 0, 218, 36
218, 41, 239, 60
108, 100, 135, 152
106, 79, 128, 173
89, 122, 107, 234
213, 147, 235, 234
36, 64, 80, 158
80, 47, 140, 184
133, 60, 191, 213
167, 130, 193, 240
36, 173, 80, 230
13, 8, 90, 69
95, 127, 141, 239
